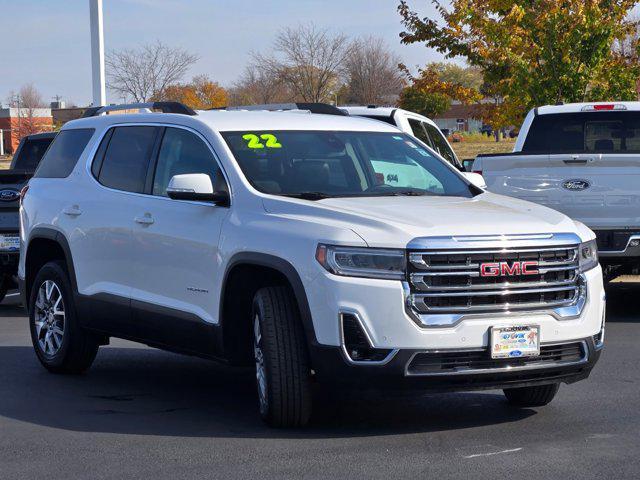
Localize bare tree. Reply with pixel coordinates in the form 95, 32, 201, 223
105, 41, 199, 103
6, 84, 49, 140
254, 24, 351, 103
229, 65, 292, 105
345, 37, 404, 105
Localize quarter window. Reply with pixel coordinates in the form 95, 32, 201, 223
95, 126, 158, 193
152, 127, 222, 197
34, 129, 94, 178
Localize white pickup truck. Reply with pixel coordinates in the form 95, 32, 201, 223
473, 102, 640, 278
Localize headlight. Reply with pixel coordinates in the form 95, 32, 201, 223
579, 239, 598, 272
315, 244, 406, 280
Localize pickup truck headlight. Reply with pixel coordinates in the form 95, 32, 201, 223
316, 244, 406, 280
579, 239, 598, 272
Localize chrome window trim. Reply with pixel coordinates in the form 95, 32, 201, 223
83, 122, 233, 207
404, 340, 589, 377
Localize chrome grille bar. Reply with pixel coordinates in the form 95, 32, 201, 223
410, 274, 577, 292
407, 243, 581, 317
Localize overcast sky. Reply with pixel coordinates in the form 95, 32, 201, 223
0, 0, 447, 107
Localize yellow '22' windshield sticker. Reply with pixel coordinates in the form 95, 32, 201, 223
242, 133, 282, 149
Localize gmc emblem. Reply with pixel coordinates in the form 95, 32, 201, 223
480, 261, 539, 277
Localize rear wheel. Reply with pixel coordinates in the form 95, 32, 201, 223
252, 286, 312, 427
29, 261, 99, 374
503, 383, 560, 407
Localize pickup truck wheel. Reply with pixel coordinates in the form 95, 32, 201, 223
252, 286, 312, 427
29, 261, 99, 374
503, 383, 560, 407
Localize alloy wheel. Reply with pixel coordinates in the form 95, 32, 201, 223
34, 280, 65, 357
253, 313, 268, 416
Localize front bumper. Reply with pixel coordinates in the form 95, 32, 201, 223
307, 265, 605, 350
595, 230, 640, 260
310, 337, 601, 391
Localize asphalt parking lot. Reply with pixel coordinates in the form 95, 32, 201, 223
1, 281, 639, 480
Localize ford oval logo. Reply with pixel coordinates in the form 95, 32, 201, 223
0, 189, 20, 202
562, 179, 590, 191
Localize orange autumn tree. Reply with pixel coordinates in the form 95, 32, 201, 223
399, 0, 640, 127
398, 63, 483, 117
157, 75, 228, 109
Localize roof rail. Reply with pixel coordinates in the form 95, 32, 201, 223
223, 102, 348, 117
81, 101, 197, 118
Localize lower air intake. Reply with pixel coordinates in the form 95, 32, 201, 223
341, 313, 393, 363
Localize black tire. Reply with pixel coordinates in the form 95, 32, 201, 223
503, 383, 560, 407
29, 260, 99, 374
252, 286, 312, 427
0, 275, 8, 304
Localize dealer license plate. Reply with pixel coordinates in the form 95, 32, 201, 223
491, 325, 540, 359
0, 235, 20, 252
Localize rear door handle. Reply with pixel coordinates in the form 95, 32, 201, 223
134, 214, 154, 225
62, 205, 82, 216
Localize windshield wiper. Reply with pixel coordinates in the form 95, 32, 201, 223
281, 191, 332, 200
386, 190, 435, 196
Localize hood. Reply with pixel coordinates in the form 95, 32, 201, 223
261, 192, 583, 248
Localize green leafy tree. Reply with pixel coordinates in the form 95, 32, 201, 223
399, 0, 640, 126
398, 86, 451, 117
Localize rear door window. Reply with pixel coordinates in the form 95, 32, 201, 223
34, 129, 94, 178
423, 122, 458, 165
95, 126, 159, 193
408, 118, 432, 147
523, 111, 640, 153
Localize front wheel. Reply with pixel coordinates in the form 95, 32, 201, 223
29, 261, 99, 374
503, 383, 560, 407
252, 286, 312, 427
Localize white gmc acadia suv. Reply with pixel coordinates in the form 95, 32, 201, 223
19, 102, 605, 427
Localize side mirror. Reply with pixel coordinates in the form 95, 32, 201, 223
462, 171, 487, 190
166, 173, 230, 206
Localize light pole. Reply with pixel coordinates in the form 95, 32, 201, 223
90, 0, 106, 107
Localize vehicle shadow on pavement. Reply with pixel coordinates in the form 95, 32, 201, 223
604, 280, 640, 323
0, 342, 535, 439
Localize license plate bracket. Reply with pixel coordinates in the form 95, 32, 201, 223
491, 325, 540, 359
0, 234, 20, 252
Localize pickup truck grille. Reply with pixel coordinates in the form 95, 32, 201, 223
407, 244, 581, 315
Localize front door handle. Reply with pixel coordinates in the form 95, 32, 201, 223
62, 205, 82, 216
134, 213, 154, 225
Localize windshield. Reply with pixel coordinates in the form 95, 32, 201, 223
222, 131, 473, 199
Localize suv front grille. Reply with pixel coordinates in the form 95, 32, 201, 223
406, 341, 587, 376
407, 245, 582, 316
